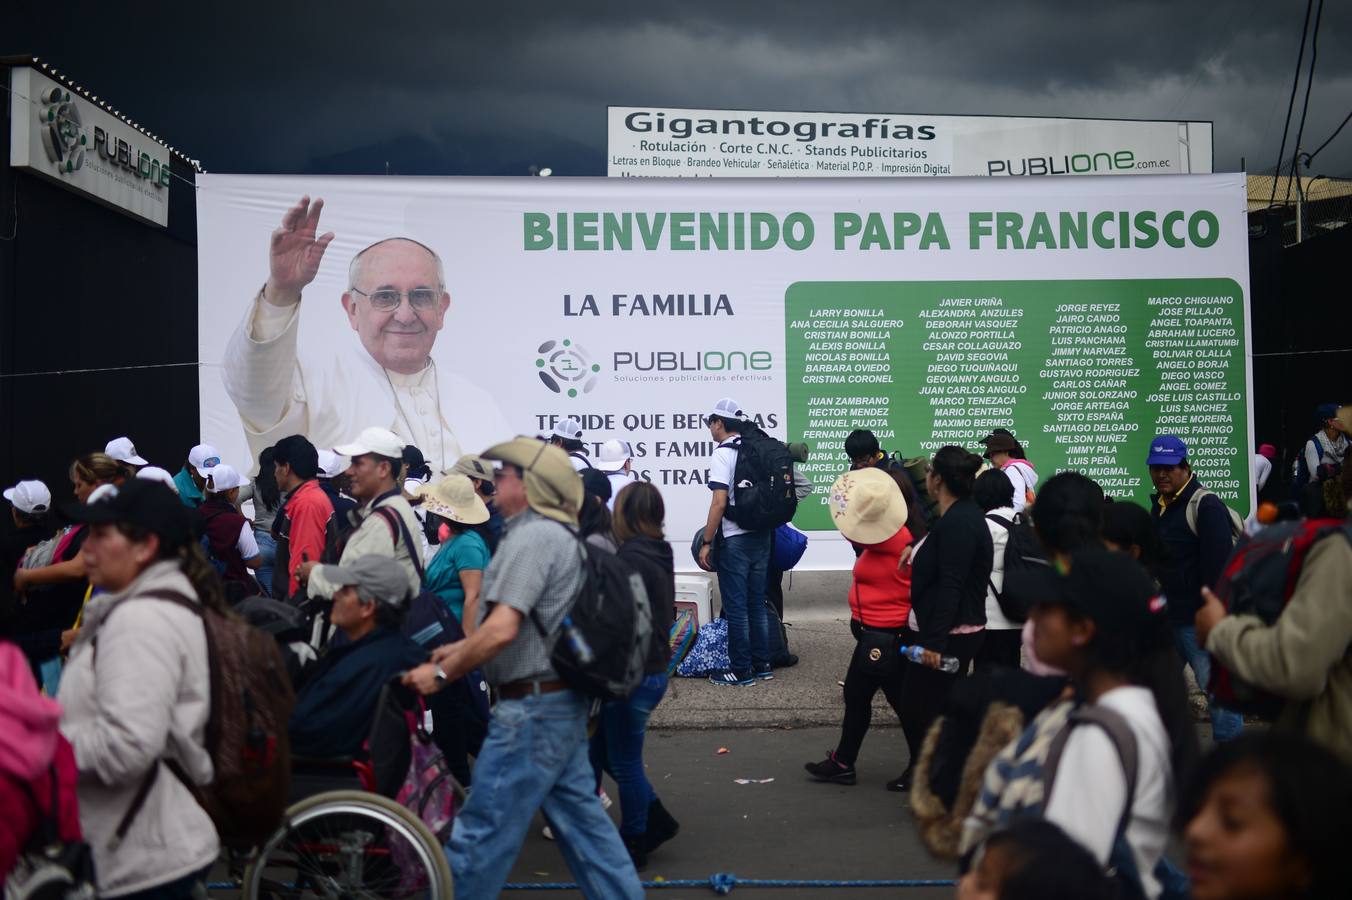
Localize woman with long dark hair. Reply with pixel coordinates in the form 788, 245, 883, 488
896, 445, 992, 791
590, 481, 679, 868
58, 480, 220, 898
579, 469, 617, 553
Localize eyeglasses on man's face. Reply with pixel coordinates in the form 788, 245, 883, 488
350, 287, 442, 312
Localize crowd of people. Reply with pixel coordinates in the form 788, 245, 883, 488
0, 398, 1349, 899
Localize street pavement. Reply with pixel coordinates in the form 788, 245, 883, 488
506, 726, 955, 899
506, 571, 952, 898
506, 569, 1212, 897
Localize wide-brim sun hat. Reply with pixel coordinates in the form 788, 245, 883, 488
421, 474, 490, 525
827, 467, 907, 545
482, 437, 583, 525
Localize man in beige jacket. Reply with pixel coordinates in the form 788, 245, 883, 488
1197, 405, 1352, 762
297, 426, 424, 600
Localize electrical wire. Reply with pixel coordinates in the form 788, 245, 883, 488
1282, 0, 1324, 207
1301, 108, 1352, 168
1265, 0, 1314, 212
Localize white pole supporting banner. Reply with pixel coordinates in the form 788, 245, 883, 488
197, 174, 1251, 570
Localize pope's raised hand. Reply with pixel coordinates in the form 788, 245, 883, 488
264, 196, 335, 307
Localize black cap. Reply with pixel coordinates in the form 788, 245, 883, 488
63, 479, 194, 550
581, 468, 612, 502
403, 444, 430, 482
1047, 546, 1167, 635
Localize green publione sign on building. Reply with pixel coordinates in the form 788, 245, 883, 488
785, 279, 1247, 530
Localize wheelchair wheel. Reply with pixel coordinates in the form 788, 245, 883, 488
242, 789, 454, 899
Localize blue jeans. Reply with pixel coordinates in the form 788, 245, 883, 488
1174, 625, 1244, 742
254, 529, 277, 598
446, 689, 642, 899
717, 530, 772, 676
590, 672, 667, 836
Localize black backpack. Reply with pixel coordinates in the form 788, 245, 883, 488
530, 524, 653, 700
723, 426, 798, 532
986, 512, 1049, 622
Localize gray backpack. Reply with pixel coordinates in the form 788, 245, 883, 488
20, 528, 68, 571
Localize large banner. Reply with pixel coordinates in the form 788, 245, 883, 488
608, 106, 1213, 179
198, 174, 1251, 569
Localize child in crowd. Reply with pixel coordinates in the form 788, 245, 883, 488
1179, 732, 1352, 900
957, 820, 1114, 900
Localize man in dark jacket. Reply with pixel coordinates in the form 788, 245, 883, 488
1147, 433, 1243, 742
289, 555, 424, 758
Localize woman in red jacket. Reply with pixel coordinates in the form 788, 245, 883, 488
805, 467, 919, 786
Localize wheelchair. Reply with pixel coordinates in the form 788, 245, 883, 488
238, 681, 463, 899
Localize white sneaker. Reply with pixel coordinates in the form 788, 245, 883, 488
542, 824, 554, 840
599, 789, 613, 810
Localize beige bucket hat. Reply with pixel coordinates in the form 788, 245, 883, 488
420, 473, 490, 525
827, 467, 907, 545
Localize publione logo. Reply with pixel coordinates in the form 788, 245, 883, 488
38, 87, 86, 174
536, 338, 601, 398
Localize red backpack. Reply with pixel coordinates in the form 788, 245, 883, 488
1209, 517, 1352, 716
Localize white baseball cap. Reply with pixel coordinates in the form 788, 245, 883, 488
551, 417, 583, 441
203, 463, 250, 492
105, 436, 148, 467
4, 480, 52, 515
334, 426, 406, 460
708, 397, 744, 421
188, 443, 222, 475
87, 483, 118, 505
595, 439, 630, 473
316, 449, 350, 479
136, 466, 180, 494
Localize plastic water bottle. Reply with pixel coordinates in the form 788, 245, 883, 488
898, 644, 961, 674
560, 615, 595, 664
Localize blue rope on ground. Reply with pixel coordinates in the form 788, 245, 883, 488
210, 873, 957, 893
502, 873, 957, 892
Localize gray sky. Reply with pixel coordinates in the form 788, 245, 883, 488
7, 0, 1350, 178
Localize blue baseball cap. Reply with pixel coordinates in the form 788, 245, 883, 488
1146, 434, 1188, 466
1316, 403, 1339, 422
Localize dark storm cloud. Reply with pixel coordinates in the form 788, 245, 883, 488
6, 0, 1350, 176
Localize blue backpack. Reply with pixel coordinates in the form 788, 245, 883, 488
402, 592, 489, 724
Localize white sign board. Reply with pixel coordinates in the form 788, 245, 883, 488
9, 67, 172, 226
197, 174, 1249, 570
608, 106, 1212, 179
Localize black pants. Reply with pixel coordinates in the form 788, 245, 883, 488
835, 621, 910, 765
898, 631, 985, 769
428, 687, 487, 786
972, 628, 1022, 673
765, 563, 785, 620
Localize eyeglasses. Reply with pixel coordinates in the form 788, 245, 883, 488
350, 287, 442, 312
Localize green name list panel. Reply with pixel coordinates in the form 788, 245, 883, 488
785, 279, 1248, 531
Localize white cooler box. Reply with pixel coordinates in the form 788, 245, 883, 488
674, 574, 714, 627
